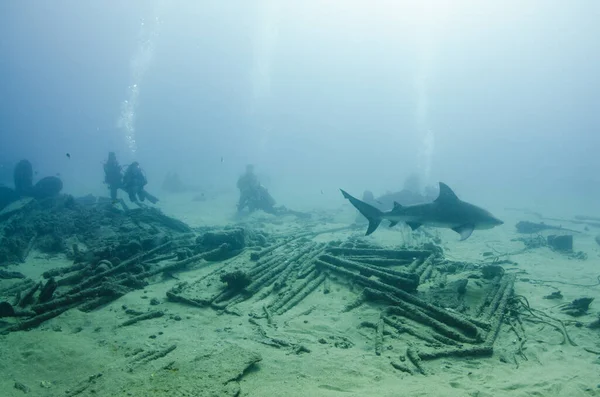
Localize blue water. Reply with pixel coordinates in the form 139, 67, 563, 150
1, 0, 599, 212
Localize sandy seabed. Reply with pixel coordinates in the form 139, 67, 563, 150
1, 192, 599, 397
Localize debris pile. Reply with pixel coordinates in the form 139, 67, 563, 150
0, 194, 193, 265
167, 235, 517, 372
0, 196, 270, 333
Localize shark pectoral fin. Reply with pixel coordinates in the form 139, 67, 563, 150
453, 224, 474, 241
366, 219, 382, 235
406, 222, 422, 231
389, 221, 399, 227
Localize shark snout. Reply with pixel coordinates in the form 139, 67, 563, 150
481, 215, 503, 229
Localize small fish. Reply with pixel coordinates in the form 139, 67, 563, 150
320, 190, 324, 195
56, 173, 61, 177
66, 153, 71, 159
220, 156, 224, 163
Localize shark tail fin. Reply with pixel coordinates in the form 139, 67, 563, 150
340, 189, 383, 236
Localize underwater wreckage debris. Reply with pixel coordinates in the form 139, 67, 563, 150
0, 160, 63, 214
1, 203, 531, 375
559, 297, 594, 317
515, 220, 580, 234
546, 234, 573, 252
574, 214, 600, 222
61, 343, 260, 396
0, 193, 198, 266
0, 239, 231, 333
127, 343, 177, 368
166, 232, 521, 371
0, 269, 26, 279
0, 202, 270, 333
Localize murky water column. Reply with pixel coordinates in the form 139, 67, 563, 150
414, 5, 437, 185
250, 0, 280, 155
118, 9, 162, 154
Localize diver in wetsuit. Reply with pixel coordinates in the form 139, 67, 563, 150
236, 164, 260, 213
103, 152, 123, 200
251, 184, 277, 214
122, 162, 159, 204
13, 159, 33, 196
236, 164, 310, 218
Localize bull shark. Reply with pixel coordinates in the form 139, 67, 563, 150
341, 182, 503, 240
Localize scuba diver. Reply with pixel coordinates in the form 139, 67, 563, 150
236, 164, 261, 213
250, 184, 278, 214
237, 164, 278, 213
13, 159, 33, 195
103, 152, 123, 200
122, 161, 159, 205
236, 164, 310, 218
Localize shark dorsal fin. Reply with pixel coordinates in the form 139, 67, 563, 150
435, 182, 459, 203
393, 201, 403, 211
